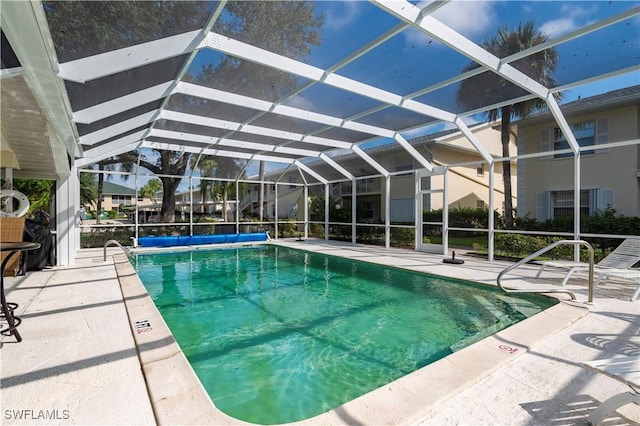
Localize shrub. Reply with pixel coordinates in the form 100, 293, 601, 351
80, 227, 134, 248
536, 208, 640, 252
309, 223, 324, 238
423, 207, 501, 236
390, 227, 414, 248
356, 226, 384, 244
278, 220, 299, 238
492, 234, 612, 263
494, 234, 549, 258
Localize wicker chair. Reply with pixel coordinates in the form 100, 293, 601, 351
0, 216, 26, 277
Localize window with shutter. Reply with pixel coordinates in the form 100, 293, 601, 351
535, 191, 549, 221
553, 119, 596, 158
542, 189, 610, 219
539, 128, 552, 160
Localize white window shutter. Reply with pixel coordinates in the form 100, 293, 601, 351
536, 191, 549, 221
390, 198, 415, 222
596, 118, 609, 153
539, 128, 552, 160
600, 190, 614, 212
590, 188, 599, 214
591, 188, 614, 213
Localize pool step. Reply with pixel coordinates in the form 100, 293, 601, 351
448, 294, 520, 352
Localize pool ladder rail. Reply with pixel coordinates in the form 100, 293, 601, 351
497, 240, 595, 304
103, 240, 134, 263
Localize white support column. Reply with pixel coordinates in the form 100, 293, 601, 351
414, 171, 421, 251
274, 183, 279, 240
1, 167, 12, 184
304, 185, 309, 239
189, 176, 193, 236
574, 153, 581, 262
325, 183, 330, 241
488, 162, 495, 262
55, 168, 80, 266
442, 169, 449, 256
351, 179, 357, 245
385, 175, 391, 249
134, 154, 141, 244
235, 180, 240, 233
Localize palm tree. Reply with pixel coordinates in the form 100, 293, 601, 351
139, 178, 162, 202
79, 172, 97, 207
191, 154, 247, 221
211, 158, 246, 222
13, 179, 54, 213
456, 21, 562, 229
190, 154, 217, 214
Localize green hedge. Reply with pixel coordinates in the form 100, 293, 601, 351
487, 234, 612, 263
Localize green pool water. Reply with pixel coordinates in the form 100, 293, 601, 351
134, 245, 556, 424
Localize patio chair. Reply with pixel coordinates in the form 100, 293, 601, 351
584, 355, 639, 425
590, 268, 640, 301
0, 216, 26, 277
535, 238, 640, 292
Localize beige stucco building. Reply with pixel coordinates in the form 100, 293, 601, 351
87, 181, 157, 216
251, 121, 515, 223
516, 86, 639, 221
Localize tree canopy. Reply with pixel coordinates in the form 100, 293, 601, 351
139, 178, 162, 200
45, 1, 324, 223
79, 172, 97, 206
457, 21, 561, 228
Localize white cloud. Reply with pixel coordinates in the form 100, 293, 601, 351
285, 94, 316, 112
325, 1, 362, 30
540, 18, 578, 38
540, 4, 597, 38
403, 0, 496, 48
431, 1, 496, 39
400, 121, 453, 139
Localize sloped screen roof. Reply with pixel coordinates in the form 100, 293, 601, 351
34, 0, 639, 180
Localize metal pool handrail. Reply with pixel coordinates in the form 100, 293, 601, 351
497, 239, 595, 304
103, 239, 132, 262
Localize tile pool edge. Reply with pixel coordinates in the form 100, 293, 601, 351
113, 253, 247, 425
112, 252, 589, 425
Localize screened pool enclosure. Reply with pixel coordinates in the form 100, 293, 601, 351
1, 1, 638, 265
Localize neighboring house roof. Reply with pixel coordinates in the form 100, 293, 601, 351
258, 121, 499, 180
101, 181, 164, 198
101, 181, 137, 196
516, 85, 640, 127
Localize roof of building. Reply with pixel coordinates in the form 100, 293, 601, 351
516, 85, 640, 126
101, 181, 137, 196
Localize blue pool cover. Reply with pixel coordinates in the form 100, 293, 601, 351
137, 233, 268, 247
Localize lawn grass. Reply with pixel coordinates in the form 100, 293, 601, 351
426, 235, 487, 249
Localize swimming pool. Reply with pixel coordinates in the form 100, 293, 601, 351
134, 245, 556, 424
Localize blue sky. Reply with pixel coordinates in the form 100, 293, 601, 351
133, 0, 639, 186
309, 1, 638, 100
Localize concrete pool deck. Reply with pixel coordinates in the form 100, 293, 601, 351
1, 239, 638, 425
